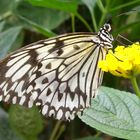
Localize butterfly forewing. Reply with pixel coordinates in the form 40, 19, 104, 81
0, 24, 113, 121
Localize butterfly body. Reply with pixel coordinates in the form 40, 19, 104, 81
0, 24, 113, 121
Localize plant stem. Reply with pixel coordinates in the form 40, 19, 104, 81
99, 11, 107, 28
49, 121, 62, 140
97, 0, 105, 13
94, 131, 101, 137
97, 0, 111, 28
130, 76, 140, 98
97, 0, 107, 28
76, 13, 93, 32
54, 124, 65, 140
91, 12, 98, 32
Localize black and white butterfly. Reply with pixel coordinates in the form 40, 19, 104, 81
0, 24, 113, 121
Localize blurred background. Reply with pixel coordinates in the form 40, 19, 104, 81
0, 0, 140, 140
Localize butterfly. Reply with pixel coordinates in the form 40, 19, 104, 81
0, 23, 113, 121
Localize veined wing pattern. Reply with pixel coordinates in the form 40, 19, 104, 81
0, 24, 113, 121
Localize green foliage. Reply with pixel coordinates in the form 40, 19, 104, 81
1, 0, 140, 140
0, 108, 24, 140
79, 86, 140, 140
9, 105, 43, 140
27, 0, 80, 13
0, 25, 22, 58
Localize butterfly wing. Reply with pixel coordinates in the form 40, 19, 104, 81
0, 33, 106, 120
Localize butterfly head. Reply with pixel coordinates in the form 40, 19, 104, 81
97, 23, 114, 49
103, 23, 111, 32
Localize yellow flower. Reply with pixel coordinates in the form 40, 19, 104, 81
98, 43, 140, 78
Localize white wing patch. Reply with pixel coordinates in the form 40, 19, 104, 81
0, 33, 106, 121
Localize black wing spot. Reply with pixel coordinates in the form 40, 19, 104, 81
82, 72, 85, 77
57, 48, 63, 56
28, 50, 38, 65
48, 47, 55, 54
73, 45, 80, 50
65, 86, 75, 101
55, 39, 64, 47
38, 63, 43, 69
46, 63, 52, 69
47, 88, 52, 96
48, 39, 64, 54
42, 77, 48, 84
58, 93, 63, 101
36, 71, 42, 77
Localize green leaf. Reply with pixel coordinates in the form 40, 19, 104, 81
9, 30, 24, 52
9, 105, 43, 140
0, 107, 24, 140
81, 0, 97, 13
79, 86, 140, 140
26, 0, 79, 14
0, 21, 5, 32
18, 15, 56, 37
15, 1, 70, 36
0, 0, 13, 15
0, 26, 22, 59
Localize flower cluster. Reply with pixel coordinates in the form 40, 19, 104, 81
98, 43, 140, 78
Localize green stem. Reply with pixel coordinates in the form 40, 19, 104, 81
130, 76, 140, 98
76, 13, 93, 32
91, 12, 98, 32
94, 131, 101, 137
99, 11, 107, 28
97, 0, 105, 13
54, 124, 65, 140
97, 0, 111, 28
97, 0, 107, 28
49, 121, 62, 140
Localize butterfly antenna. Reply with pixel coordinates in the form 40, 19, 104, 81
107, 48, 123, 62
115, 37, 127, 46
118, 34, 133, 43
107, 9, 138, 23
116, 9, 137, 17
